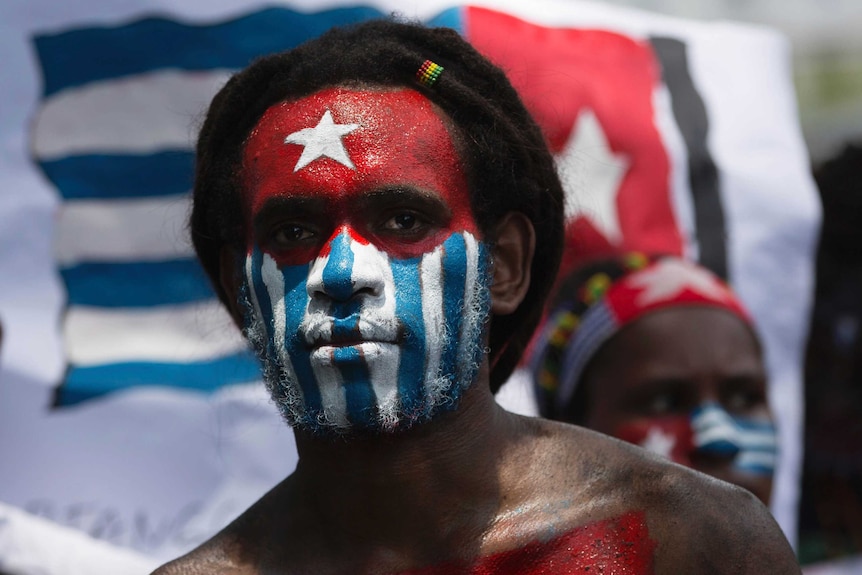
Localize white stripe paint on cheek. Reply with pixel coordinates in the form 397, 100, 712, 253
458, 232, 481, 368
420, 245, 445, 402
311, 353, 349, 430
261, 255, 286, 351
261, 255, 303, 408
692, 407, 740, 448
245, 255, 264, 327
737, 451, 777, 471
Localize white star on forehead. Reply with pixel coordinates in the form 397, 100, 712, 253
284, 110, 360, 172
628, 259, 728, 306
640, 426, 676, 459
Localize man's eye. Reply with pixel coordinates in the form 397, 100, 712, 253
273, 225, 314, 245
636, 387, 689, 416
724, 389, 766, 414
645, 393, 676, 415
383, 213, 424, 232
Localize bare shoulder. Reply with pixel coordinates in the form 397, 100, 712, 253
150, 528, 254, 575
150, 478, 292, 575
642, 462, 800, 573
524, 417, 800, 574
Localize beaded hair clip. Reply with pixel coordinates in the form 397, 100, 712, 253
416, 59, 444, 88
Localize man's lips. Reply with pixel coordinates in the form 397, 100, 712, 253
303, 316, 400, 348
310, 337, 396, 349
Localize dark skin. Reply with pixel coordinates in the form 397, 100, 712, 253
155, 89, 799, 573
582, 307, 774, 505
154, 212, 798, 574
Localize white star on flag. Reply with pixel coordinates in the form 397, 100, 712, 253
629, 259, 728, 306
640, 426, 676, 459
555, 107, 629, 244
284, 110, 359, 171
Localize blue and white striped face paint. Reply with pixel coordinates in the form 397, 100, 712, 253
691, 403, 777, 476
241, 229, 490, 435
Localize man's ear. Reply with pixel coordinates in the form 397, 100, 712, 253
490, 211, 535, 316
219, 246, 245, 329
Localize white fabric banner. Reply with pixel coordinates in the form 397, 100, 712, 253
0, 0, 818, 570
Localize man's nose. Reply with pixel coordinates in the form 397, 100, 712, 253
690, 403, 742, 461
307, 227, 385, 302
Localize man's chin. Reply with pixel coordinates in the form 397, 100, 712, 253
285, 409, 434, 440
272, 387, 464, 440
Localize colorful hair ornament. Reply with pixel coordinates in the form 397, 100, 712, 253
416, 59, 444, 88
582, 273, 612, 305
623, 251, 649, 271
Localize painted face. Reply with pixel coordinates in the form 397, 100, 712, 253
583, 307, 776, 504
613, 403, 777, 474
239, 88, 490, 435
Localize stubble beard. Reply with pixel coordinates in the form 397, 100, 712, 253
239, 271, 491, 439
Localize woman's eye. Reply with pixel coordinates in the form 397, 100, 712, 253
724, 389, 765, 414
646, 394, 675, 415
637, 387, 689, 416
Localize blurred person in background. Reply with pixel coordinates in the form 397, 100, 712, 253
798, 142, 862, 569
530, 252, 777, 505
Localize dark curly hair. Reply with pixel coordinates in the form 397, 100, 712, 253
191, 18, 564, 392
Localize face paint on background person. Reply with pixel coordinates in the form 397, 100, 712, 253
613, 415, 695, 466
613, 404, 777, 475
239, 88, 491, 435
690, 403, 778, 475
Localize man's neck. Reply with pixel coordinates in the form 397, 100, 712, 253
289, 372, 526, 556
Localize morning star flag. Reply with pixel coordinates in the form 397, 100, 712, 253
0, 0, 818, 569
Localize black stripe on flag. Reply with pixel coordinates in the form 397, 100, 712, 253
650, 36, 728, 280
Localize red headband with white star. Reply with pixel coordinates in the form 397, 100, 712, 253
602, 258, 751, 325
532, 255, 753, 413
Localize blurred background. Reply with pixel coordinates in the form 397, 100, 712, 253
601, 0, 862, 164
602, 0, 862, 567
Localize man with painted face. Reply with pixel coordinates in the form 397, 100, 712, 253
155, 19, 800, 575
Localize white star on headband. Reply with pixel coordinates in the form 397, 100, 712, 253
284, 110, 360, 171
629, 259, 728, 306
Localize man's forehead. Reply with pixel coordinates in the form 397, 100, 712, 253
248, 87, 440, 136
241, 87, 469, 210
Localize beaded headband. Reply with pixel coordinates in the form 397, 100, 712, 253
416, 59, 444, 88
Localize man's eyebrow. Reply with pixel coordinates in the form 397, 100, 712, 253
354, 186, 453, 215
253, 196, 326, 228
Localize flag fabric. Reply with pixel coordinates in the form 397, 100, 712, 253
0, 502, 159, 575
0, 0, 818, 568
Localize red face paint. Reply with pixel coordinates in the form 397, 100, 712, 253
614, 417, 694, 467
398, 511, 655, 574
242, 88, 477, 265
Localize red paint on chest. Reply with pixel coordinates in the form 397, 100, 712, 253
398, 511, 655, 574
